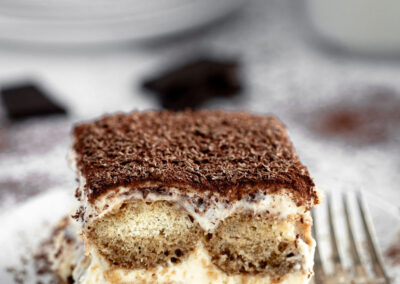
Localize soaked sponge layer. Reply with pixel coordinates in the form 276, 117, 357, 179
205, 213, 308, 277
87, 201, 201, 268
86, 200, 311, 278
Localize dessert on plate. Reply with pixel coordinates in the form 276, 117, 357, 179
47, 110, 320, 284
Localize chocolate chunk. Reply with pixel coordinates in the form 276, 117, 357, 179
142, 58, 241, 110
1, 83, 67, 120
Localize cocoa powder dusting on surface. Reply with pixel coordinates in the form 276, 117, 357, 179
32, 217, 73, 284
310, 88, 400, 146
4, 220, 65, 284
0, 118, 70, 155
0, 127, 9, 151
5, 238, 58, 284
386, 235, 400, 266
0, 117, 72, 208
0, 174, 58, 206
33, 241, 54, 277
5, 266, 27, 284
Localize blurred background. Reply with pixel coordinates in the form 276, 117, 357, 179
0, 0, 400, 279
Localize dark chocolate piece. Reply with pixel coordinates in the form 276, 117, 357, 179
142, 58, 241, 110
1, 83, 67, 120
73, 110, 316, 205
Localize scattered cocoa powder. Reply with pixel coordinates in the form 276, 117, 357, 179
310, 87, 400, 146
0, 126, 9, 151
0, 118, 70, 155
4, 229, 60, 284
386, 235, 400, 266
0, 174, 57, 205
5, 266, 27, 284
33, 241, 54, 276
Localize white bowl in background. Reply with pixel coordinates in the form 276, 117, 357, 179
306, 0, 400, 54
0, 0, 246, 46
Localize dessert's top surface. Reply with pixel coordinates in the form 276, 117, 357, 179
73, 110, 316, 203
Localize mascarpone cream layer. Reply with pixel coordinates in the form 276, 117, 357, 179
80, 184, 306, 232
73, 241, 314, 284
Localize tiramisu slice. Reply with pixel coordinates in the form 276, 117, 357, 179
53, 110, 320, 283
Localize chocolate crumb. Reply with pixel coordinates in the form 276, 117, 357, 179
71, 206, 84, 222
188, 215, 194, 223
5, 266, 27, 284
33, 239, 54, 276
32, 218, 71, 283
142, 58, 241, 110
175, 249, 182, 257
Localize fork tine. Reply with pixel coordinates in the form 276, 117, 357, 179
327, 192, 344, 272
311, 209, 325, 283
342, 193, 368, 278
356, 191, 391, 283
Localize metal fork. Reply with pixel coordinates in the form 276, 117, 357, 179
311, 192, 391, 284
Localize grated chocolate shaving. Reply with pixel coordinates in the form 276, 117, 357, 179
73, 110, 316, 204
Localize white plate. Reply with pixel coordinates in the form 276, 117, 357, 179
0, 0, 246, 45
0, 188, 398, 283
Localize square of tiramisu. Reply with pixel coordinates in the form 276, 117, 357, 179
49, 110, 320, 284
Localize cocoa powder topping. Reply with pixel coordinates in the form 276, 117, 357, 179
73, 110, 316, 203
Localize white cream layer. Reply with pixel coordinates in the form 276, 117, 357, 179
81, 185, 306, 232
73, 241, 314, 284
